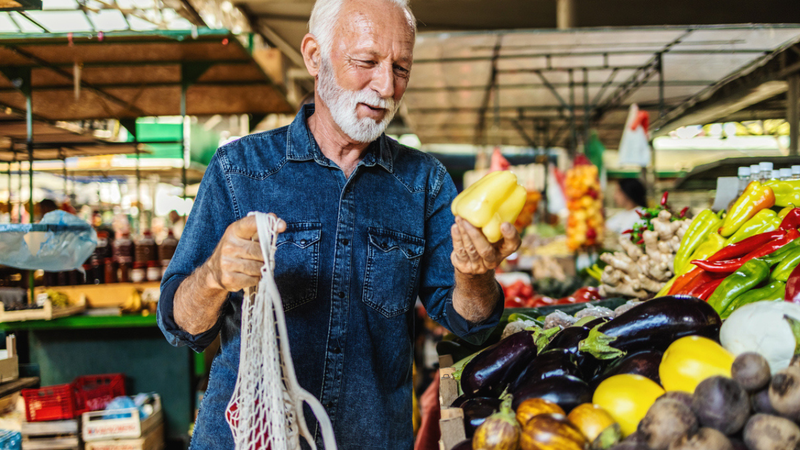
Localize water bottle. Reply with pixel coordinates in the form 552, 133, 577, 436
737, 167, 751, 195
750, 164, 762, 182
781, 168, 793, 180
792, 166, 800, 180
760, 162, 774, 182
772, 170, 781, 180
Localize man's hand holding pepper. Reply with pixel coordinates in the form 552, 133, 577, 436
449, 216, 521, 323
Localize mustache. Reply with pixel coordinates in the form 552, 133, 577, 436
352, 90, 396, 111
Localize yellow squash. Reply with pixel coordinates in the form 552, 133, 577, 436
452, 171, 527, 243
592, 374, 664, 437
659, 335, 734, 393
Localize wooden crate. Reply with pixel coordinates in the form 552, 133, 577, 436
84, 424, 164, 450
21, 419, 80, 450
34, 283, 160, 309
83, 395, 162, 442
438, 355, 467, 450
0, 299, 85, 323
0, 335, 19, 383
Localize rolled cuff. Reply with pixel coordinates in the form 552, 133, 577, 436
157, 274, 224, 353
444, 280, 504, 346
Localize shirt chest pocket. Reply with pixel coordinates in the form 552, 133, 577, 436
274, 223, 322, 312
362, 228, 425, 319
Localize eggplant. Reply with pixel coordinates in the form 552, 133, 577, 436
591, 350, 663, 389
544, 323, 604, 380
579, 296, 722, 360
509, 349, 580, 392
459, 397, 502, 437
461, 330, 537, 395
511, 374, 592, 412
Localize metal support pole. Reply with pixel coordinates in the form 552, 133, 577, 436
181, 86, 188, 203
556, 0, 576, 29
568, 69, 576, 155
26, 93, 33, 223
6, 162, 11, 223
789, 74, 800, 156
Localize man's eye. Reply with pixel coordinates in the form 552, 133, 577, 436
394, 66, 410, 77
359, 60, 377, 66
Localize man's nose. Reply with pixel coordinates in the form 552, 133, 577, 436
371, 63, 395, 100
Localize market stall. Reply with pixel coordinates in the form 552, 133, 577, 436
431, 169, 800, 450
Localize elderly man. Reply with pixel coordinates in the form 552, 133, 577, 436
157, 0, 520, 448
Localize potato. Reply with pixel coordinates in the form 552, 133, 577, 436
743, 413, 800, 450
657, 391, 693, 409
667, 428, 733, 450
768, 366, 800, 420
639, 399, 698, 450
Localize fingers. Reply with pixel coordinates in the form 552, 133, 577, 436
233, 215, 258, 239
267, 213, 287, 233
458, 218, 498, 264
456, 218, 484, 269
498, 222, 522, 257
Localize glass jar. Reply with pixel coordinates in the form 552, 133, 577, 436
104, 258, 117, 284
146, 261, 161, 282
113, 231, 135, 265
135, 230, 158, 263
131, 261, 146, 283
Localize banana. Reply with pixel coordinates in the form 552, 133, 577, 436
120, 289, 142, 313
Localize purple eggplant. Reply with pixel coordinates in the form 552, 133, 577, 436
579, 296, 721, 360
511, 374, 592, 412
544, 322, 606, 380
509, 349, 580, 392
461, 330, 537, 395
591, 350, 663, 389
459, 397, 502, 437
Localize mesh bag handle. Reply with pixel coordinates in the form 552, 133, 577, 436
226, 212, 337, 450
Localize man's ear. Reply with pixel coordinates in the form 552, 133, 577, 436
301, 33, 321, 77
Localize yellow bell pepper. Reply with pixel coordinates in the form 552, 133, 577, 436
659, 336, 734, 393
780, 205, 796, 218
766, 179, 800, 208
593, 374, 664, 437
719, 181, 775, 237
451, 171, 527, 243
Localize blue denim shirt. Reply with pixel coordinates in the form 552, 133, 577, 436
158, 105, 503, 450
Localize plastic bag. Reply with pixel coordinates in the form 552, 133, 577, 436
0, 211, 97, 271
618, 104, 652, 167
0, 430, 21, 450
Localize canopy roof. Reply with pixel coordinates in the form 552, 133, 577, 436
0, 29, 293, 121
402, 24, 800, 148
0, 109, 143, 162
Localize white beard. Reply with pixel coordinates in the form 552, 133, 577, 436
316, 57, 400, 143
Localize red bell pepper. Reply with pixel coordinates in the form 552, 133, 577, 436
785, 264, 800, 304
693, 228, 800, 273
685, 278, 725, 301
781, 208, 800, 231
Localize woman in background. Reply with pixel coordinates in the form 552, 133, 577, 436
606, 178, 647, 237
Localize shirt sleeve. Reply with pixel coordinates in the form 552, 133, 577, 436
157, 151, 237, 353
416, 164, 504, 346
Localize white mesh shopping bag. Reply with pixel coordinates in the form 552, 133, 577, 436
226, 212, 337, 450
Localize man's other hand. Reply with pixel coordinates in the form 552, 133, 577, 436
450, 216, 521, 275
205, 213, 287, 292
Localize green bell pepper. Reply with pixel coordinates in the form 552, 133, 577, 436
720, 280, 785, 319
708, 258, 771, 314
679, 233, 726, 276
772, 247, 800, 282
674, 210, 722, 274
724, 209, 778, 246
760, 239, 800, 267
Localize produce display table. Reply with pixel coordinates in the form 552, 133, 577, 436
0, 314, 198, 450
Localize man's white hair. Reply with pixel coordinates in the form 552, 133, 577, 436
308, 0, 417, 59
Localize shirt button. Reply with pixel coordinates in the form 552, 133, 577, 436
300, 239, 308, 246
331, 347, 341, 354
342, 239, 349, 246
325, 402, 333, 409
337, 291, 345, 298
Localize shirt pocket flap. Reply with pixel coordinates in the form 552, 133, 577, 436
368, 229, 424, 259
277, 224, 322, 249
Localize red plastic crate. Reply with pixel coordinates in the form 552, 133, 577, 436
73, 373, 126, 414
22, 384, 76, 422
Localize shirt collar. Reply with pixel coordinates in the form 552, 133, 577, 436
285, 104, 394, 173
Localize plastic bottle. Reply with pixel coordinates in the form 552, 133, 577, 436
773, 170, 781, 180
760, 162, 774, 182
737, 167, 751, 195
135, 230, 158, 263
792, 166, 800, 180
781, 168, 793, 180
750, 164, 761, 183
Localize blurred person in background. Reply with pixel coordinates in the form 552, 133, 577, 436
606, 178, 647, 237
34, 199, 59, 222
